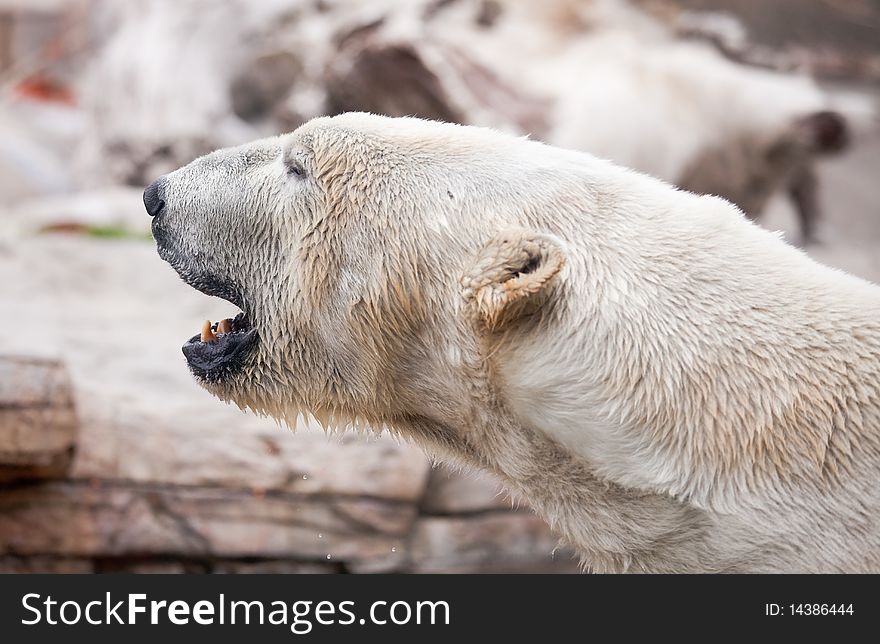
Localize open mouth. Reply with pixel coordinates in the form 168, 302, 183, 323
182, 311, 258, 382
152, 225, 259, 382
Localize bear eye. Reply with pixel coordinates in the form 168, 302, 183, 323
286, 160, 306, 178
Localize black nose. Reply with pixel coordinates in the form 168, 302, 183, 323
143, 177, 166, 217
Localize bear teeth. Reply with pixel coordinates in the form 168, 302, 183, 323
200, 320, 217, 343
200, 317, 239, 343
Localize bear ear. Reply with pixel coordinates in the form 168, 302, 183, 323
462, 229, 566, 330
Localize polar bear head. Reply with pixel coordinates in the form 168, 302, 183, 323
150, 112, 782, 508
148, 113, 590, 458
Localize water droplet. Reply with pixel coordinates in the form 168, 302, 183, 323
326, 554, 332, 560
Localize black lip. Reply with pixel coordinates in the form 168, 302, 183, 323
185, 274, 245, 311
182, 327, 259, 382
156, 244, 245, 311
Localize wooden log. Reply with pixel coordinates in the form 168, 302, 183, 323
0, 481, 414, 565
0, 356, 77, 482
406, 514, 580, 574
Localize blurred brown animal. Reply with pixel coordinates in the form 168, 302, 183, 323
680, 111, 850, 244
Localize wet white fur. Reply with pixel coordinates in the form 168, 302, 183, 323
160, 113, 880, 572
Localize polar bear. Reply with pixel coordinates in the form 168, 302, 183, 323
147, 113, 880, 572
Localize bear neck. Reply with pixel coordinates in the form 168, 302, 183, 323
402, 406, 722, 572
501, 186, 880, 515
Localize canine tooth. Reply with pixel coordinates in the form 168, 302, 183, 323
201, 320, 217, 343
217, 318, 233, 334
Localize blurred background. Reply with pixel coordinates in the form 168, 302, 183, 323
0, 0, 877, 573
